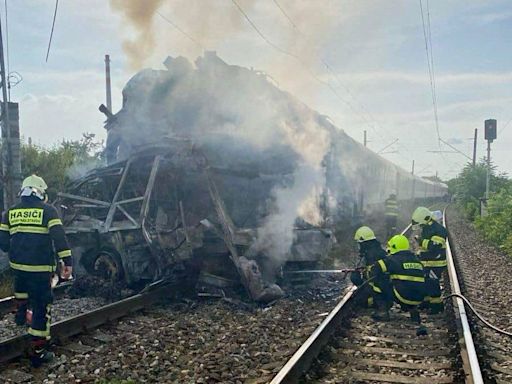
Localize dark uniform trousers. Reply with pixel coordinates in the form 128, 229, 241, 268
417, 220, 448, 312
384, 197, 398, 238
374, 251, 426, 316
351, 240, 391, 308
0, 196, 72, 350
14, 271, 53, 341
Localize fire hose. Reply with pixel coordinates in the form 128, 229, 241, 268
443, 293, 512, 337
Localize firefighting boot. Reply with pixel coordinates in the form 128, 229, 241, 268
409, 308, 421, 324
29, 340, 55, 368
371, 302, 390, 321
371, 310, 390, 321
14, 300, 28, 326
429, 302, 445, 315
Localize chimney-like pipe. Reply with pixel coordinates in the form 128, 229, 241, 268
105, 54, 112, 113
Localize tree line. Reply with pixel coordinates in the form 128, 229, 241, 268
448, 160, 512, 254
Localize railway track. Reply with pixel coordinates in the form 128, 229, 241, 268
2, 207, 508, 383
447, 208, 512, 384
0, 281, 73, 317
271, 210, 485, 383
0, 279, 177, 366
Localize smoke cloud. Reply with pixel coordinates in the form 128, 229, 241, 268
109, 0, 341, 81
109, 0, 166, 69
106, 2, 410, 270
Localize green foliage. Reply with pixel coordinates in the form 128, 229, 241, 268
475, 185, 512, 254
21, 133, 103, 200
447, 160, 509, 219
96, 380, 135, 384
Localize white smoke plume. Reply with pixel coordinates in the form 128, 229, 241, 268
106, 53, 336, 270
106, 0, 347, 269
109, 0, 341, 77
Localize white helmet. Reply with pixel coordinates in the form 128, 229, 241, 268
20, 175, 48, 200
412, 206, 432, 227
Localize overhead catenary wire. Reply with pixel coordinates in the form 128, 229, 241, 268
426, 0, 437, 118
419, 0, 442, 151
230, 0, 380, 134
272, 0, 300, 32
273, 0, 411, 160
273, 0, 420, 161
156, 11, 205, 51
3, 0, 9, 99
498, 116, 512, 134
45, 0, 59, 62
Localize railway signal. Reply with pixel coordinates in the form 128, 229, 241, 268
484, 119, 497, 201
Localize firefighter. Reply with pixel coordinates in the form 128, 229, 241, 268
411, 206, 447, 278
373, 234, 427, 336
0, 175, 73, 367
384, 193, 398, 238
351, 226, 392, 320
412, 206, 446, 314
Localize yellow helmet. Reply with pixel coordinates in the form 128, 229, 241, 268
354, 226, 376, 243
21, 175, 48, 199
412, 206, 432, 226
387, 234, 409, 255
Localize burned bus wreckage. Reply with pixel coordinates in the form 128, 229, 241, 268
55, 141, 333, 302
56, 52, 447, 302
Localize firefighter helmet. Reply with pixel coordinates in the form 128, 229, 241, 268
412, 206, 432, 226
20, 175, 48, 200
354, 226, 376, 242
387, 234, 409, 254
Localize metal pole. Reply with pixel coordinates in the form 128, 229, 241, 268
486, 140, 491, 199
434, 171, 438, 198
0, 15, 12, 210
411, 160, 416, 201
363, 130, 367, 147
105, 54, 112, 113
472, 128, 478, 167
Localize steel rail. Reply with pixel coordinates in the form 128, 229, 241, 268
0, 281, 174, 364
269, 285, 359, 384
443, 209, 483, 384
270, 222, 417, 383
0, 281, 73, 316
271, 210, 483, 383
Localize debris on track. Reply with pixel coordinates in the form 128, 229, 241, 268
0, 279, 346, 383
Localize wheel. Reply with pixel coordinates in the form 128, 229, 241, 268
93, 251, 123, 282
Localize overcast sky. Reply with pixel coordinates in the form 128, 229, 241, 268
4, 0, 512, 180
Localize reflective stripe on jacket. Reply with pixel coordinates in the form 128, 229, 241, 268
385, 197, 398, 217
418, 220, 448, 268
0, 196, 72, 272
375, 250, 425, 305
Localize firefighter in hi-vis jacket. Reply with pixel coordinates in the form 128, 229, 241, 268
0, 175, 73, 367
384, 193, 399, 238
372, 234, 428, 336
412, 206, 447, 314
351, 226, 392, 320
